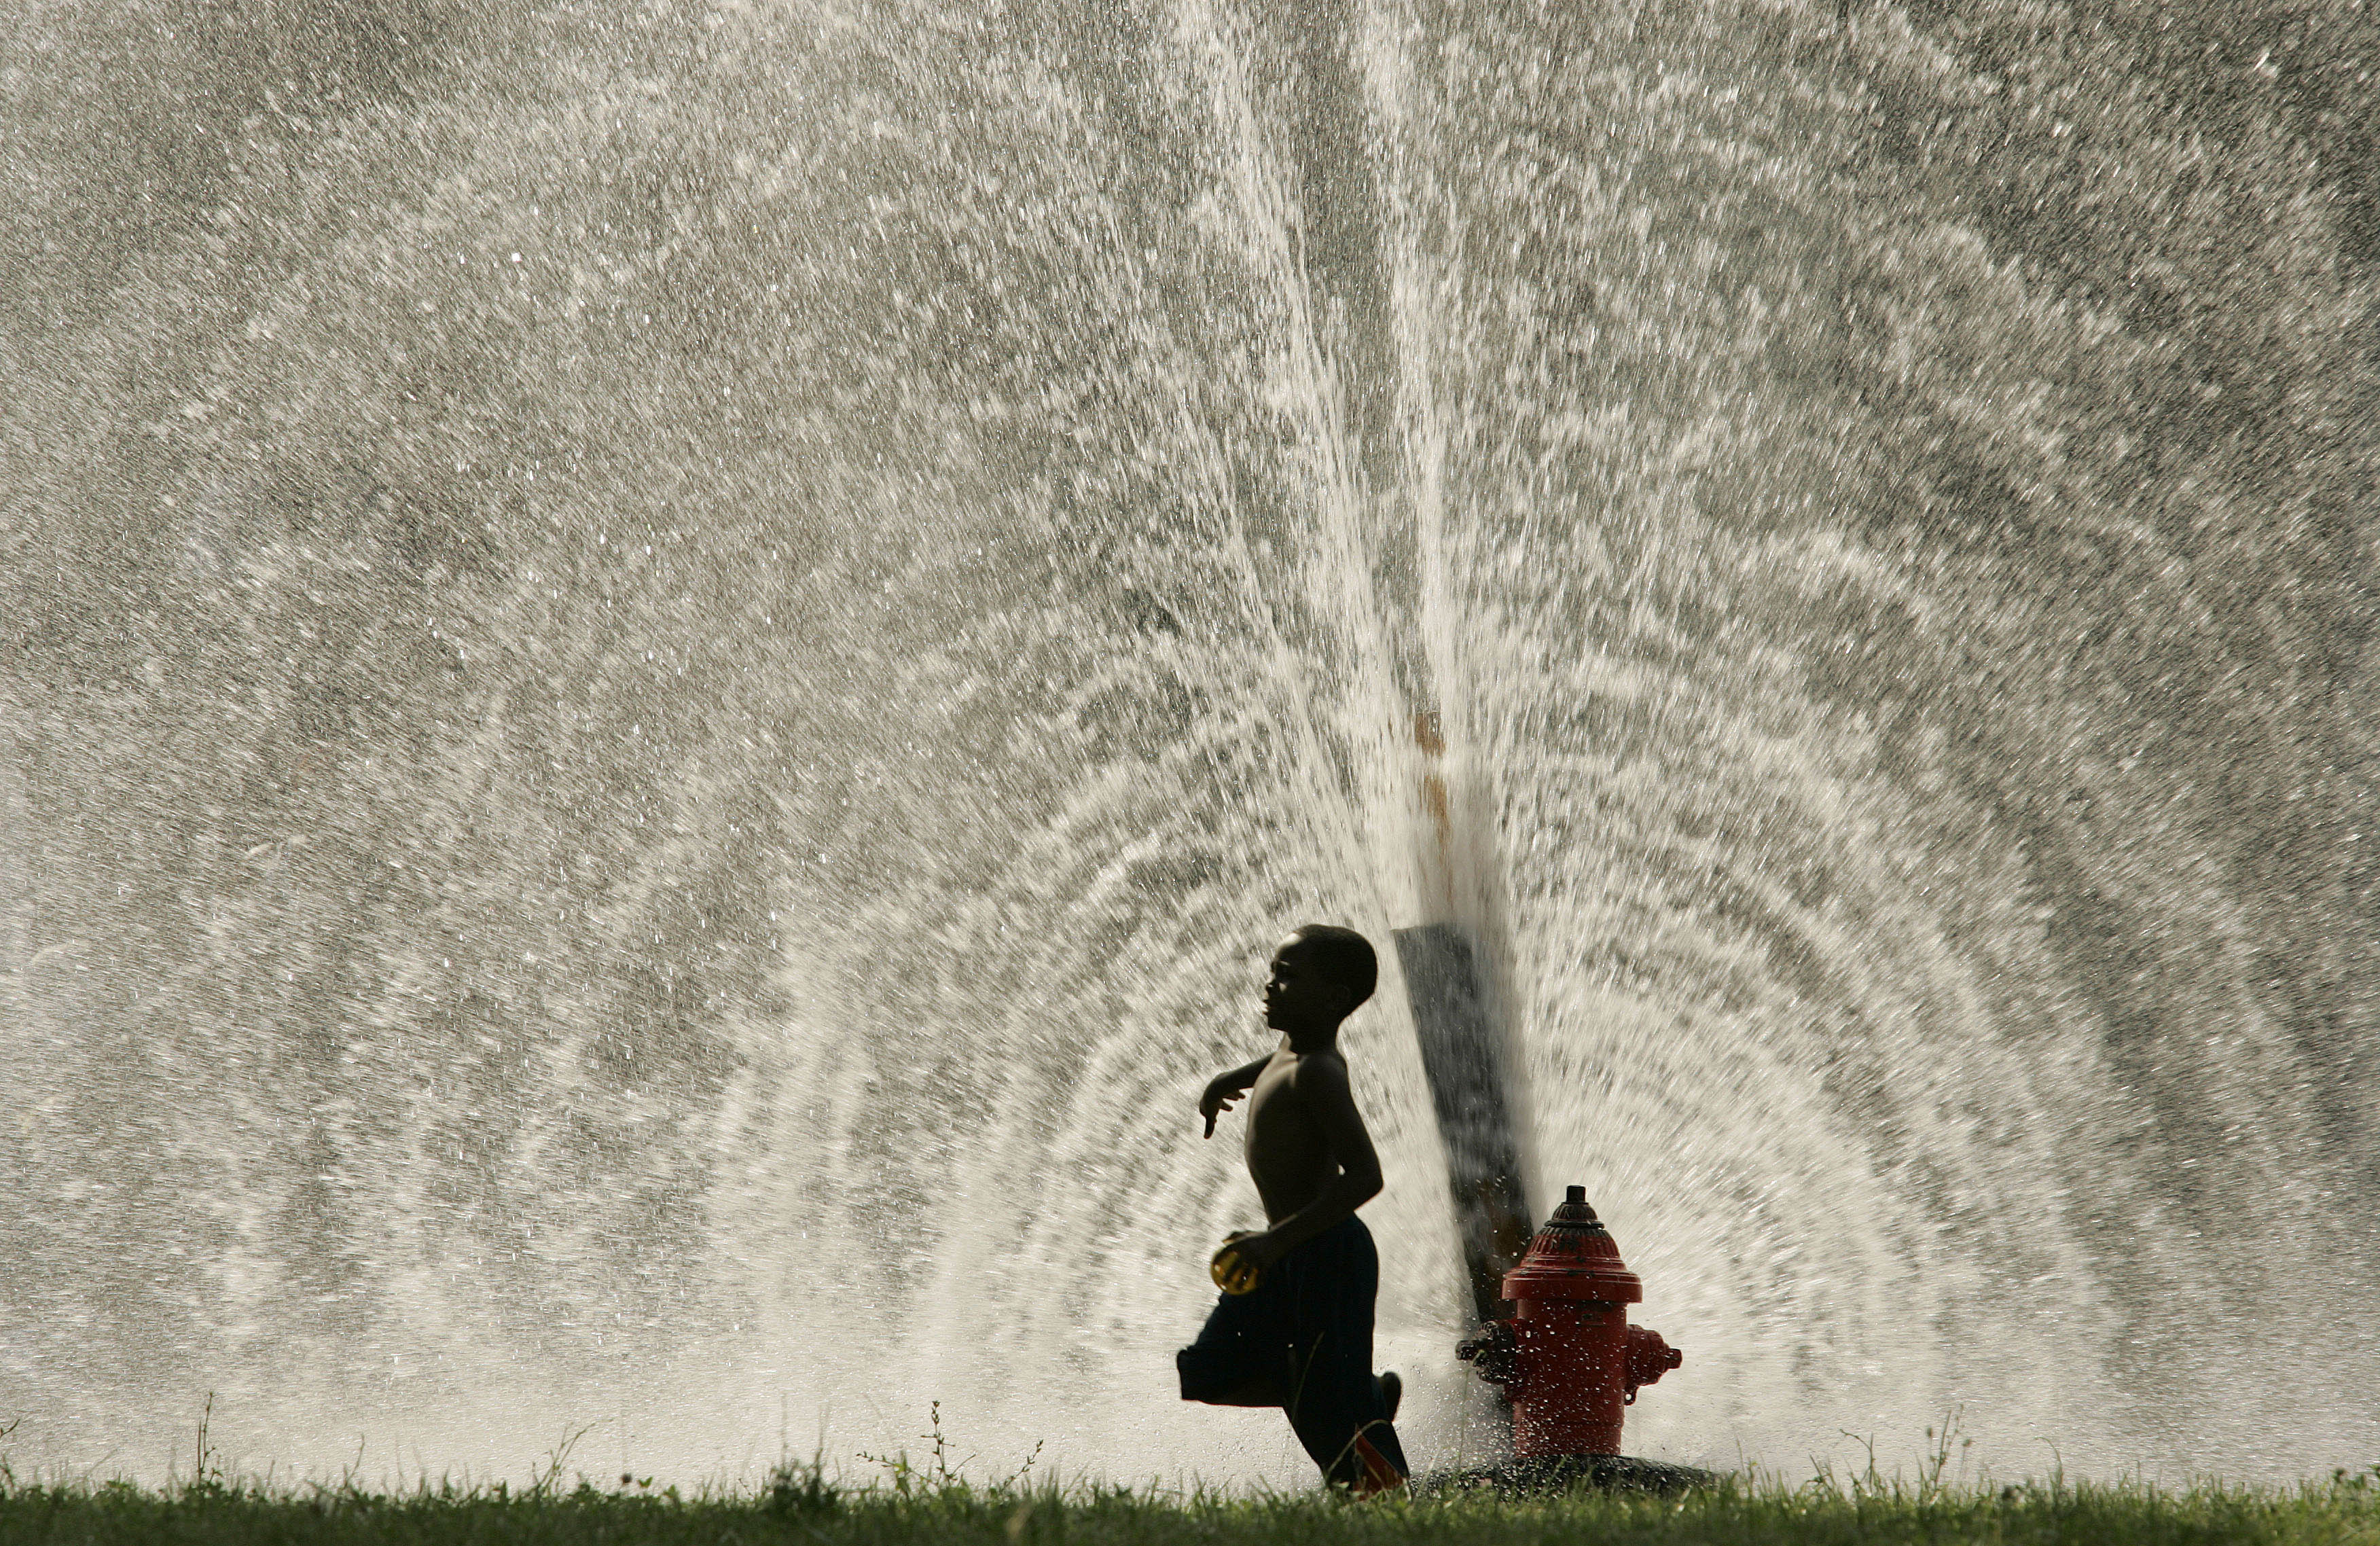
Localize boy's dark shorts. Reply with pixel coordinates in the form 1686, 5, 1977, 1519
1176, 1215, 1407, 1488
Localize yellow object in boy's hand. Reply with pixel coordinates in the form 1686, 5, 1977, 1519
1211, 1232, 1262, 1295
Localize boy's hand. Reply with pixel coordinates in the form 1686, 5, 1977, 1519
1229, 1227, 1286, 1270
1200, 1069, 1253, 1137
1210, 1229, 1285, 1294
1210, 1232, 1263, 1295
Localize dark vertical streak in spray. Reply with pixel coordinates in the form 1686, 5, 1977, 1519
1395, 923, 1534, 1327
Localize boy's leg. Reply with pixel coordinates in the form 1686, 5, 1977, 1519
1284, 1353, 1407, 1493
1280, 1219, 1409, 1492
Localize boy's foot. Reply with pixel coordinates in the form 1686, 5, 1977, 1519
1377, 1371, 1402, 1422
1351, 1431, 1407, 1498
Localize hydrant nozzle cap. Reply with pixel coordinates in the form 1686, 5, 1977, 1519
1543, 1189, 1603, 1231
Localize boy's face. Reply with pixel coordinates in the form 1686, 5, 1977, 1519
1263, 935, 1347, 1030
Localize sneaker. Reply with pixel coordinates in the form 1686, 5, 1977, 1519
1351, 1430, 1406, 1498
1377, 1370, 1403, 1422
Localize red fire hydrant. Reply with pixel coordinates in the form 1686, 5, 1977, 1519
1456, 1185, 1682, 1456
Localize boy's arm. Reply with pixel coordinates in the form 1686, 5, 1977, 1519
1242, 1056, 1382, 1263
1199, 1053, 1275, 1137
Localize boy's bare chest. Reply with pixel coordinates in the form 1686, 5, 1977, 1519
1244, 1058, 1299, 1139
1242, 1053, 1337, 1220
1244, 1054, 1329, 1157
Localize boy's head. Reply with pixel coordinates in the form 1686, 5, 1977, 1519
1264, 924, 1378, 1032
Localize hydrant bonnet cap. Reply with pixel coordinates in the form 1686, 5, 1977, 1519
1500, 1184, 1644, 1305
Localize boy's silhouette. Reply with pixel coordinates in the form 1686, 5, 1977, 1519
1176, 924, 1409, 1494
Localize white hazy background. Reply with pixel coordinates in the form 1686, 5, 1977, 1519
3, 0, 2377, 1492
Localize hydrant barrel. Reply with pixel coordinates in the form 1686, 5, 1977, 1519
1509, 1298, 1631, 1454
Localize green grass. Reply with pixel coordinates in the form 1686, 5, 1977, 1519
5, 1463, 2380, 1546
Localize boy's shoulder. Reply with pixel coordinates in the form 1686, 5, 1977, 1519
1282, 1046, 1350, 1090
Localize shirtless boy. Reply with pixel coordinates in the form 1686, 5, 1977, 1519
1176, 924, 1409, 1494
